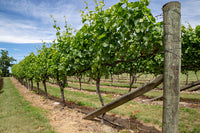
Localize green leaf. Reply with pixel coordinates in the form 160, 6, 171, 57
135, 28, 140, 33
98, 33, 106, 40
56, 32, 60, 36
127, 2, 139, 9
102, 43, 109, 47
139, 18, 144, 23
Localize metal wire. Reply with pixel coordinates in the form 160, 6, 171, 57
164, 48, 181, 59
155, 13, 163, 20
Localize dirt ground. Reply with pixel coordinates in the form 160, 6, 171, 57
11, 77, 119, 133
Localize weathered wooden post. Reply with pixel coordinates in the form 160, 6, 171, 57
162, 1, 181, 133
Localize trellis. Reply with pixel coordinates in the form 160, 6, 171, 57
83, 1, 181, 133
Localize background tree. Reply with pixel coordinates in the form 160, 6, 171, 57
0, 50, 16, 77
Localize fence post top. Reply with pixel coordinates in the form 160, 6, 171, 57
162, 1, 181, 11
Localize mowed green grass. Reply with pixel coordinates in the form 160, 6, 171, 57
68, 71, 200, 88
68, 83, 129, 94
64, 71, 200, 102
0, 78, 54, 133
66, 82, 200, 102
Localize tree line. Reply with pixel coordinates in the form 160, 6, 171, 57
0, 50, 16, 77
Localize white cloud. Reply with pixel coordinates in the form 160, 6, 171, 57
0, 48, 6, 50
181, 0, 200, 27
0, 0, 83, 43
1, 0, 82, 26
0, 35, 54, 43
0, 22, 54, 43
182, 0, 200, 16
13, 48, 21, 51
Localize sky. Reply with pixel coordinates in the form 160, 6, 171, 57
0, 0, 200, 64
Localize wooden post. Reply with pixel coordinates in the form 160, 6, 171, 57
188, 85, 200, 92
162, 1, 181, 133
149, 80, 200, 101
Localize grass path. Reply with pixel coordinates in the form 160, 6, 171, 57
0, 77, 54, 133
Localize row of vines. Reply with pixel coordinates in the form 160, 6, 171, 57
12, 0, 200, 109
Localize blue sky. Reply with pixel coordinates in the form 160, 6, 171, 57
0, 0, 200, 63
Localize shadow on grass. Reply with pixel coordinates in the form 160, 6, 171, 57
0, 90, 4, 94
0, 78, 4, 93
